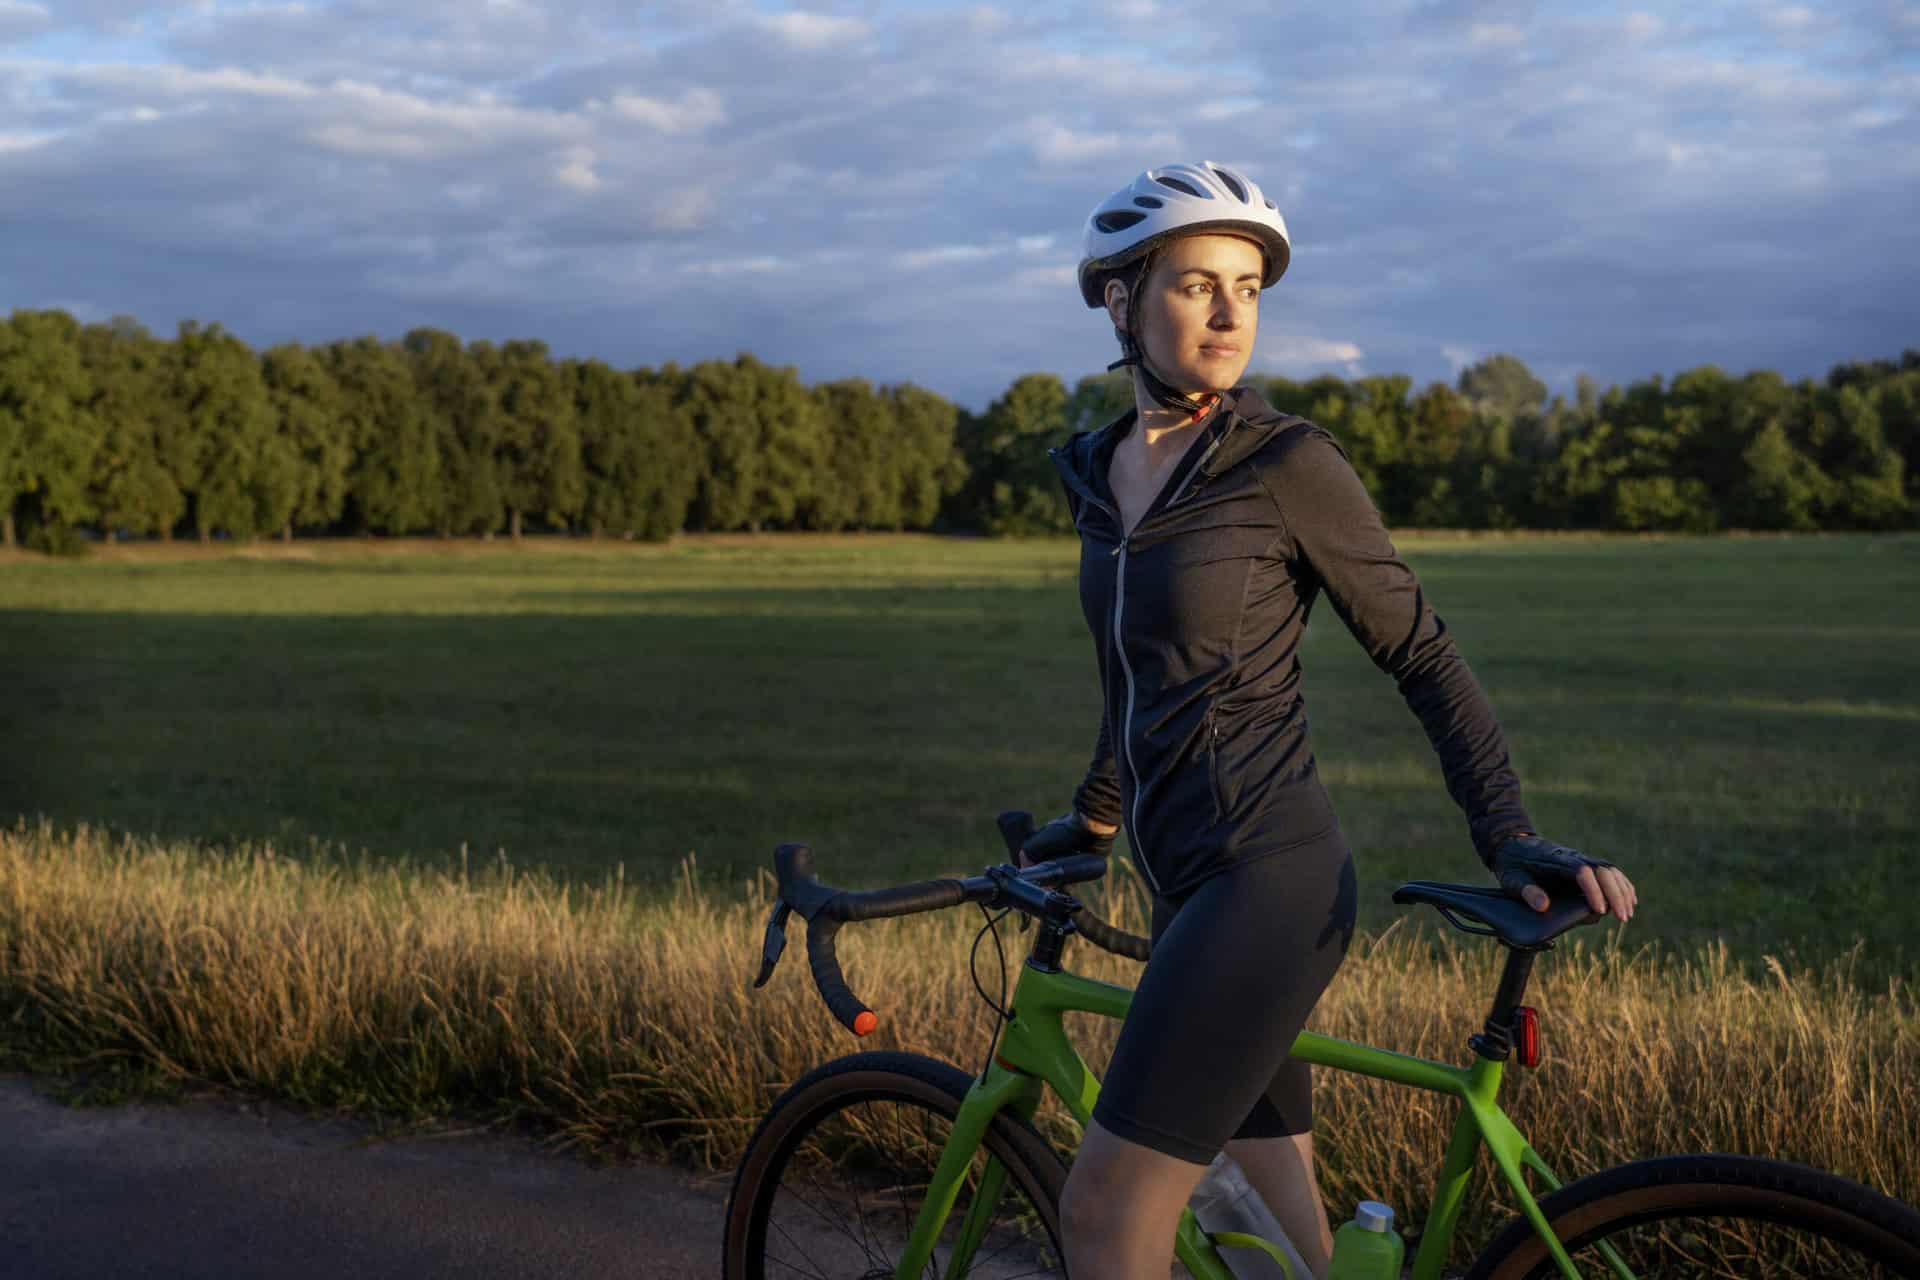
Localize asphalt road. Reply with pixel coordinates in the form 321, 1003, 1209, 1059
0, 1074, 733, 1278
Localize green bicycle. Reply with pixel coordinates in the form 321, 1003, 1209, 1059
722, 814, 1920, 1279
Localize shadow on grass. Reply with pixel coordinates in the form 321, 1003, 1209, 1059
4, 591, 1084, 881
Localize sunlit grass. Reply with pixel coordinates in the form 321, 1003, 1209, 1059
2, 820, 1912, 1264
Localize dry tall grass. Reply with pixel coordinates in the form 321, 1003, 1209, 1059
2, 821, 1913, 1258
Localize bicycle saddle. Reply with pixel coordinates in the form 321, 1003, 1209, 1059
1392, 881, 1598, 949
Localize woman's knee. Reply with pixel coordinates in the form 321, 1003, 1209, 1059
1060, 1119, 1208, 1242
1059, 1145, 1127, 1238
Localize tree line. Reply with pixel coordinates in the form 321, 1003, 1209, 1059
1, 308, 1914, 550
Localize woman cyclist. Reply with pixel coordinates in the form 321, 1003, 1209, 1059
1017, 161, 1639, 1279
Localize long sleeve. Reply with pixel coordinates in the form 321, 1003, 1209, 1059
1262, 432, 1534, 863
1072, 708, 1125, 828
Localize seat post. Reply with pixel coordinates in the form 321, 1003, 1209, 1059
1470, 944, 1539, 1060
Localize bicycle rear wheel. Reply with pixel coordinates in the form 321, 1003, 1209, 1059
723, 1051, 1069, 1280
1466, 1153, 1920, 1279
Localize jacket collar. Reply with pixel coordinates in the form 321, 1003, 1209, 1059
1048, 385, 1304, 513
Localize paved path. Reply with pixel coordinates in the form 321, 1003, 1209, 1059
0, 1074, 733, 1278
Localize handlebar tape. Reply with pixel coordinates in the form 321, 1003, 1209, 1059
803, 882, 969, 1034
1071, 907, 1152, 960
777, 843, 973, 1036
803, 916, 877, 1036
1041, 854, 1112, 886
839, 879, 969, 921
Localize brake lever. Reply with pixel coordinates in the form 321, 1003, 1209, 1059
752, 902, 792, 987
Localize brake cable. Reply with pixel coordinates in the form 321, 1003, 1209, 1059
968, 900, 1015, 1079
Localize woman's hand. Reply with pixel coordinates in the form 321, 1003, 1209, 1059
1490, 833, 1636, 922
1017, 811, 1119, 868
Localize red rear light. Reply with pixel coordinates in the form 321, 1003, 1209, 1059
1514, 1006, 1540, 1067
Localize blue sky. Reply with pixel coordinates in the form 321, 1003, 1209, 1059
2, 0, 1916, 409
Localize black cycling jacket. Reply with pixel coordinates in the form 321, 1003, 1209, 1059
1051, 385, 1533, 898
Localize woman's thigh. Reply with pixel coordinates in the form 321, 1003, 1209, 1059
1092, 833, 1357, 1165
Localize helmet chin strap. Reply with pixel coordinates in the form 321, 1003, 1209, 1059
1107, 346, 1217, 423
1106, 251, 1219, 424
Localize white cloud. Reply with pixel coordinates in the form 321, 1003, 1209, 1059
307, 121, 431, 157
756, 11, 869, 50
1468, 23, 1525, 48
1623, 12, 1663, 40
555, 144, 599, 192
897, 243, 1000, 270
61, 60, 317, 100
1012, 264, 1075, 290
1194, 97, 1262, 122
1262, 335, 1365, 375
1849, 107, 1903, 129
0, 129, 54, 151
1440, 344, 1477, 375
0, 0, 49, 41
1028, 120, 1176, 165
652, 185, 712, 232
601, 87, 724, 135
683, 255, 786, 275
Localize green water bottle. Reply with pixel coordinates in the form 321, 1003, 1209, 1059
1327, 1200, 1405, 1279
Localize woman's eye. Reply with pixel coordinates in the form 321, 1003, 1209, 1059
1185, 284, 1211, 297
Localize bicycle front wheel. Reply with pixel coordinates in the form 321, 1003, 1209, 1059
722, 1050, 1069, 1280
1466, 1153, 1920, 1279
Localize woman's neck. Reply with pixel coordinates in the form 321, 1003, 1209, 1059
1131, 386, 1219, 447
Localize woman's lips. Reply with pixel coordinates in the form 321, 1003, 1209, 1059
1198, 344, 1240, 358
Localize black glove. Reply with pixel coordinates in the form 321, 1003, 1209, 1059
1489, 833, 1616, 904
1019, 811, 1117, 865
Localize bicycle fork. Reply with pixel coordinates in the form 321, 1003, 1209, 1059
891, 1060, 1244, 1280
892, 1068, 1043, 1280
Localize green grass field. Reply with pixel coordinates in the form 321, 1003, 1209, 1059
6, 533, 1918, 980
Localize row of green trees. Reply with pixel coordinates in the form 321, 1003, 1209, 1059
962, 354, 1920, 535
1, 308, 1915, 549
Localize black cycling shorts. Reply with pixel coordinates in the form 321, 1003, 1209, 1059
1091, 828, 1357, 1165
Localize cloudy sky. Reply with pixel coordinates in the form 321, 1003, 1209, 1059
3, 1, 1916, 409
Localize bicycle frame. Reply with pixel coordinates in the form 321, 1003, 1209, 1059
891, 957, 1592, 1280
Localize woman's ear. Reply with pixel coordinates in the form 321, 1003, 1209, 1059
1104, 277, 1130, 333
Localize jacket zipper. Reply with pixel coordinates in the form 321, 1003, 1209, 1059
1162, 430, 1227, 511
1208, 710, 1227, 818
1110, 535, 1162, 895
1055, 421, 1234, 901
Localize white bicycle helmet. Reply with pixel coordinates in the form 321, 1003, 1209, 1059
1077, 161, 1291, 308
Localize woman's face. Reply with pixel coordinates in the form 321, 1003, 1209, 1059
1107, 232, 1264, 395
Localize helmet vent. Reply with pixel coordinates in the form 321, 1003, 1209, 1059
1215, 169, 1248, 202
1153, 174, 1208, 198
1264, 199, 1277, 210
1093, 209, 1148, 233
1132, 195, 1164, 209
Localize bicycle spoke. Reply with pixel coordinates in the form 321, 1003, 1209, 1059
796, 1162, 887, 1265
728, 1062, 1066, 1280
762, 1216, 834, 1280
